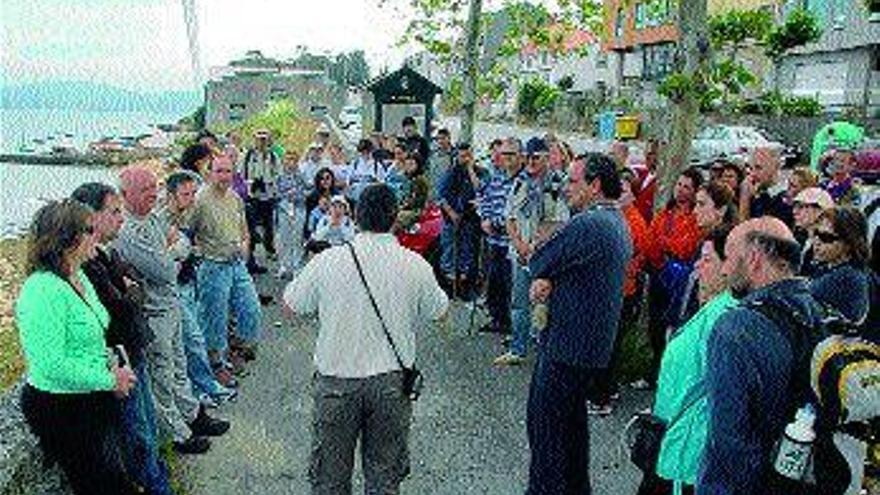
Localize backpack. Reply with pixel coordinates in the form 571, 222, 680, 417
746, 296, 880, 494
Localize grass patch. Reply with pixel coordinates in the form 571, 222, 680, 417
0, 237, 27, 391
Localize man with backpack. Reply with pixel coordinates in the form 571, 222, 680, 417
241, 129, 281, 273
699, 216, 874, 494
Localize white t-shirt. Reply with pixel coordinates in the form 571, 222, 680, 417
283, 233, 448, 378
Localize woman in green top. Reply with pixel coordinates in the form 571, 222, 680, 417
16, 199, 139, 495
637, 226, 736, 495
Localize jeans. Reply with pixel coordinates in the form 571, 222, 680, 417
179, 282, 224, 397
509, 262, 533, 357
197, 258, 262, 356
484, 243, 512, 331
527, 357, 595, 495
122, 358, 174, 495
439, 221, 475, 277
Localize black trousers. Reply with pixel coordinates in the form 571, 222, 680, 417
247, 198, 276, 258
646, 272, 671, 386
589, 295, 641, 405
21, 384, 139, 495
484, 243, 512, 331
637, 471, 694, 495
527, 357, 595, 495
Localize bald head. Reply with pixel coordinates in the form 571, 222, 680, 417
119, 165, 158, 217
749, 147, 781, 187
724, 217, 801, 296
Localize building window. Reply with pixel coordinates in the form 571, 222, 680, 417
597, 52, 608, 68
615, 8, 625, 38
642, 42, 675, 81
635, 4, 646, 29
229, 103, 246, 122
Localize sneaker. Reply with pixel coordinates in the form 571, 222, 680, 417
189, 406, 230, 437
173, 435, 211, 455
587, 401, 613, 417
211, 387, 238, 405
199, 394, 219, 410
629, 379, 653, 390
492, 352, 525, 366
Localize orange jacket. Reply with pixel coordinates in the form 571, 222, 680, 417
647, 205, 702, 270
623, 204, 650, 297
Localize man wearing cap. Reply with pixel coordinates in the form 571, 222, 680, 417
242, 129, 282, 272
792, 186, 835, 277
493, 137, 569, 366
402, 116, 430, 174
299, 142, 326, 195
525, 153, 632, 494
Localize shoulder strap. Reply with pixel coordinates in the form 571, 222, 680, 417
345, 242, 406, 370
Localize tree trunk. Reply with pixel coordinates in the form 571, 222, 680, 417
655, 0, 710, 210
461, 0, 483, 145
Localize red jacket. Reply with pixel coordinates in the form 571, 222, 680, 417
623, 204, 650, 297
647, 205, 702, 270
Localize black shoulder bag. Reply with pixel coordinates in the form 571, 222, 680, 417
346, 242, 424, 401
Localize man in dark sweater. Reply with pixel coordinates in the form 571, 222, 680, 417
739, 147, 793, 226
525, 153, 632, 494
72, 182, 175, 495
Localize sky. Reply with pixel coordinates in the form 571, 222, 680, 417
1, 0, 420, 92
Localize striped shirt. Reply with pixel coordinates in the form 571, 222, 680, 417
477, 166, 515, 247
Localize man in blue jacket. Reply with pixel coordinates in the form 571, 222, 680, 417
526, 153, 632, 494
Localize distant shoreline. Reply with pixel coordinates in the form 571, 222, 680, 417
0, 150, 167, 168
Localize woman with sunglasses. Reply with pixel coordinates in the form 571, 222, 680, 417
792, 187, 835, 277
809, 206, 871, 324
16, 200, 139, 494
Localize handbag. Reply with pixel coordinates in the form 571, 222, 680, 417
625, 385, 704, 473
346, 242, 424, 401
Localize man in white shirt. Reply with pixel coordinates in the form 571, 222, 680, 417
283, 184, 448, 495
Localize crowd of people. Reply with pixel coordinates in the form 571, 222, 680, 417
13, 112, 880, 495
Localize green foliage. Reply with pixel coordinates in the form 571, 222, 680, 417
737, 91, 822, 117
764, 8, 822, 60
708, 8, 773, 50
557, 74, 575, 92
517, 78, 560, 120
443, 77, 464, 114
220, 99, 316, 156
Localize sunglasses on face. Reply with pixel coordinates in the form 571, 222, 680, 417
813, 230, 840, 244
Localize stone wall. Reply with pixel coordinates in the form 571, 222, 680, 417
0, 382, 70, 495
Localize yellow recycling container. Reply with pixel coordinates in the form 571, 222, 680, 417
615, 115, 640, 140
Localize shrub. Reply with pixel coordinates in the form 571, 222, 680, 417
517, 78, 560, 120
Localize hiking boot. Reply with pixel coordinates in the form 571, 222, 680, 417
231, 344, 257, 362
189, 406, 230, 437
173, 435, 211, 455
492, 352, 525, 366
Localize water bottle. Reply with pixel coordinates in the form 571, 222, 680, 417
772, 405, 816, 481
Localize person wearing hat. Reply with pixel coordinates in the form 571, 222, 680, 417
793, 186, 835, 277
525, 152, 632, 494
299, 142, 326, 195
493, 137, 569, 366
241, 129, 282, 273
822, 148, 862, 207
311, 194, 355, 248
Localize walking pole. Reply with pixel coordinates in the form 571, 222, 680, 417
468, 232, 484, 335
451, 220, 460, 301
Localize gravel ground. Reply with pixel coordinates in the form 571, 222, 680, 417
185, 268, 652, 495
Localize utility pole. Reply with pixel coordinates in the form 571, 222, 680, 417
461, 0, 483, 145
655, 0, 710, 209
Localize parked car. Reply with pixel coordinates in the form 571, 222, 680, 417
690, 124, 787, 167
